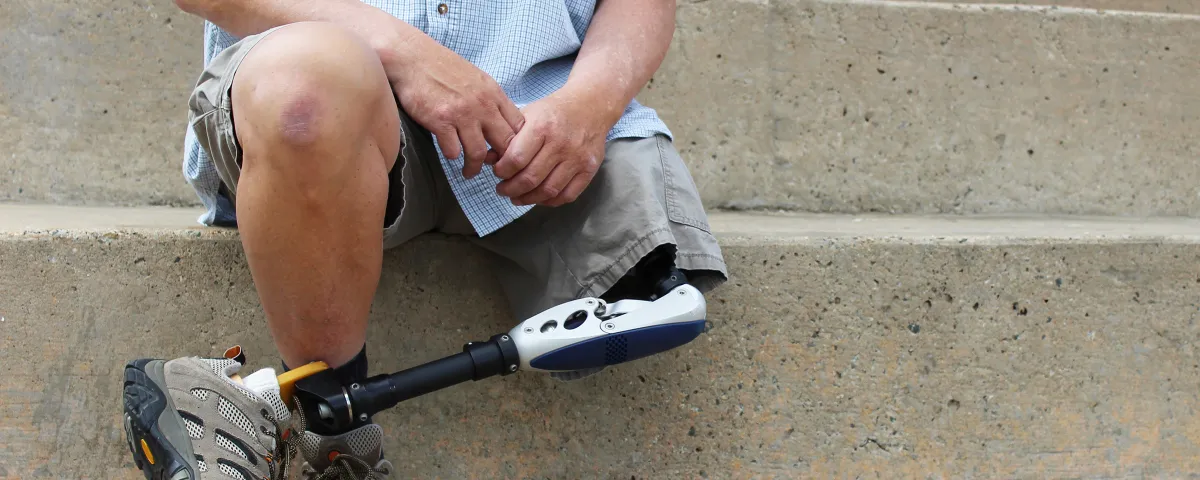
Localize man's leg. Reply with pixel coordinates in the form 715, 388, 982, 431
229, 22, 401, 370
122, 22, 414, 480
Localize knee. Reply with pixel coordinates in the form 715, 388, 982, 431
232, 22, 392, 151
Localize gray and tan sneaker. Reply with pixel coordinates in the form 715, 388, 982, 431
122, 346, 296, 480
294, 423, 392, 479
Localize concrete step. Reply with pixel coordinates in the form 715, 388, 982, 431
3, 205, 1200, 478
4, 1, 1199, 217
927, 0, 1198, 14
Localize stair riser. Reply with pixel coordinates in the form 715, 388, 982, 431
3, 231, 1197, 478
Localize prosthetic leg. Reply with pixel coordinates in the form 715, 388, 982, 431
283, 251, 708, 433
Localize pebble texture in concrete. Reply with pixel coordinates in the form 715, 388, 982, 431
4, 1, 1200, 217
2, 210, 1199, 478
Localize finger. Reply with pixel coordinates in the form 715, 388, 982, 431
497, 142, 556, 199
480, 116, 516, 157
457, 124, 489, 179
515, 160, 579, 206
493, 127, 544, 180
433, 128, 462, 161
543, 169, 595, 207
496, 97, 525, 132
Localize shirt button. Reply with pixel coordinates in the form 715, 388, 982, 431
437, 3, 448, 14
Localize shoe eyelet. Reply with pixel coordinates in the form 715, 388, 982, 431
260, 408, 270, 419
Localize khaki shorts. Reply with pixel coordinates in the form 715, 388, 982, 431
188, 29, 728, 319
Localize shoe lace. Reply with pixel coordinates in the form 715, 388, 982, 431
260, 398, 302, 480
279, 398, 388, 480
307, 454, 386, 480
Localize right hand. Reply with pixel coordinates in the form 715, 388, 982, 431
382, 35, 524, 179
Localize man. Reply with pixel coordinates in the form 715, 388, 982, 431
122, 0, 726, 478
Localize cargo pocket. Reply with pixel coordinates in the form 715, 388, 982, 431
657, 135, 712, 234
654, 135, 728, 292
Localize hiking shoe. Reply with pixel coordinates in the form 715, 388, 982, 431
295, 423, 393, 479
122, 346, 296, 480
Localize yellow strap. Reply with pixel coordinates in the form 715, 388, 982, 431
276, 361, 330, 406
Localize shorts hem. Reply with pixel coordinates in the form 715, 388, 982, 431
574, 226, 728, 299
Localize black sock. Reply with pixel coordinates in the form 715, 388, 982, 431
283, 345, 373, 433
329, 346, 370, 384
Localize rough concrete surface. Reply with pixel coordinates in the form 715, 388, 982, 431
2, 208, 1199, 478
924, 0, 1200, 15
0, 0, 202, 207
646, 0, 1200, 217
4, 1, 1200, 218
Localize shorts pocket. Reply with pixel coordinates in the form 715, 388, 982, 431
189, 104, 242, 197
657, 135, 713, 234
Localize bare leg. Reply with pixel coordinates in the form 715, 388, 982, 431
230, 22, 401, 369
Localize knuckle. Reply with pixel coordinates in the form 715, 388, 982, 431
586, 156, 601, 173
499, 130, 517, 147
540, 184, 562, 198
510, 151, 530, 168
514, 174, 538, 192
433, 104, 455, 122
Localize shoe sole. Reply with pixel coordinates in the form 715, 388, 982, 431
123, 359, 197, 480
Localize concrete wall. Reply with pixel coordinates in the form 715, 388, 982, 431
3, 209, 1200, 478
2, 1, 1198, 217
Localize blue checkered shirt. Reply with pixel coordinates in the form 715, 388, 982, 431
183, 0, 672, 235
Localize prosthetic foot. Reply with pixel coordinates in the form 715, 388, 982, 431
510, 269, 704, 375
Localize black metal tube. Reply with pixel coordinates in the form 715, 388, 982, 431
348, 334, 520, 417
351, 352, 477, 416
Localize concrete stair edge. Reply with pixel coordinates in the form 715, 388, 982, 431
6, 204, 1200, 241
847, 0, 1200, 19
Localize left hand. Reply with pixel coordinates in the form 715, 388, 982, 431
491, 89, 613, 207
